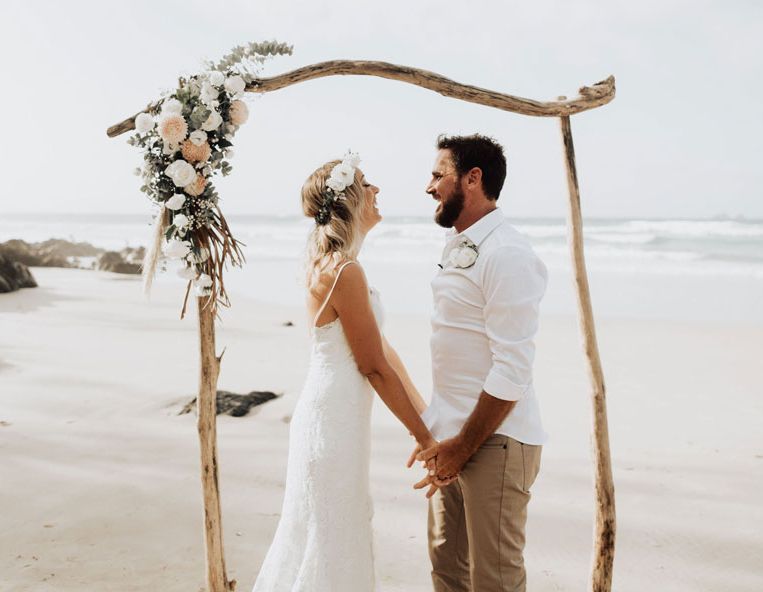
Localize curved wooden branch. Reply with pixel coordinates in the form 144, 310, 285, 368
106, 60, 615, 137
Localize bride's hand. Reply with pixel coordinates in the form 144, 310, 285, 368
407, 437, 437, 469
413, 472, 459, 498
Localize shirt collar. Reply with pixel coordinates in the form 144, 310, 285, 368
447, 207, 504, 247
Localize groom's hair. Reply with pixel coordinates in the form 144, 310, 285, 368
436, 134, 507, 200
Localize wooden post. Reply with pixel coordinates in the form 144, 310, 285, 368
197, 297, 235, 592
559, 114, 616, 591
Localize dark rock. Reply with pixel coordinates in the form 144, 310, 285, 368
179, 390, 279, 417
0, 239, 105, 268
97, 251, 141, 274
0, 253, 37, 293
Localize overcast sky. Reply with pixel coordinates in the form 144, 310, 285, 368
2, 0, 761, 219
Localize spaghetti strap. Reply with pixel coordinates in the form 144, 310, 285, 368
312, 261, 357, 328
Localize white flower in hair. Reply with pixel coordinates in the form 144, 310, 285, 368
344, 151, 361, 168
327, 151, 361, 194
326, 175, 345, 193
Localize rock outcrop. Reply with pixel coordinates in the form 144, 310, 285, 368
179, 390, 280, 417
0, 240, 145, 275
97, 246, 145, 275
0, 252, 37, 293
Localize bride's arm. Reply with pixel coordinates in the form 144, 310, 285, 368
332, 264, 434, 448
382, 337, 428, 415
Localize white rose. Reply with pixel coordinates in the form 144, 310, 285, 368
162, 98, 183, 115
200, 83, 218, 106
173, 213, 189, 229
189, 130, 208, 146
208, 71, 225, 87
164, 160, 197, 187
177, 266, 198, 280
135, 112, 155, 133
194, 273, 213, 289
164, 239, 191, 259
331, 162, 355, 188
201, 110, 223, 131
449, 246, 478, 268
165, 193, 185, 210
224, 75, 245, 96
326, 176, 344, 192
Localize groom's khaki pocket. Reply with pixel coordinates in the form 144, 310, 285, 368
520, 442, 542, 492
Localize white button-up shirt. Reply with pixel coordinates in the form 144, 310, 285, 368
422, 208, 548, 445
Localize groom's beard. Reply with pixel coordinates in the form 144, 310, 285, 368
435, 186, 465, 228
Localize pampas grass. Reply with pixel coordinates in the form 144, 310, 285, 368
142, 206, 169, 296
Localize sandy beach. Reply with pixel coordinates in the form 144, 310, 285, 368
1, 267, 761, 591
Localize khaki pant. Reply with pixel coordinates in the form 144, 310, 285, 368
427, 435, 542, 592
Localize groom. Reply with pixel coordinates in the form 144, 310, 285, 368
413, 134, 547, 592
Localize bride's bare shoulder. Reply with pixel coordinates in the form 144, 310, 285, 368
308, 260, 364, 301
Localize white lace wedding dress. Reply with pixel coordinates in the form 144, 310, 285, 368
253, 262, 382, 592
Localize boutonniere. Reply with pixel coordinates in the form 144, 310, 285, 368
448, 237, 479, 269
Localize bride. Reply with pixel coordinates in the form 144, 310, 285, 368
252, 152, 435, 591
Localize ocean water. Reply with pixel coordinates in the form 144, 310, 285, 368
3, 213, 762, 323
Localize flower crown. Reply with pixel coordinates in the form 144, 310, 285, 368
315, 151, 361, 225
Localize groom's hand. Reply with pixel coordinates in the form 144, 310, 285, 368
413, 472, 458, 498
417, 437, 471, 481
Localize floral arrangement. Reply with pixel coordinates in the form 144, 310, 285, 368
128, 40, 293, 317
314, 151, 361, 225
448, 237, 479, 269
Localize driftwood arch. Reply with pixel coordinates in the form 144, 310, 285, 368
107, 60, 617, 592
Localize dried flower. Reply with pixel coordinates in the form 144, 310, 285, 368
181, 139, 212, 163
229, 100, 249, 125
158, 113, 188, 145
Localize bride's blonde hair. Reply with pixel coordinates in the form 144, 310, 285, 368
302, 160, 368, 287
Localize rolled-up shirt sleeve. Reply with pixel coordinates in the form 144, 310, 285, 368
480, 246, 547, 401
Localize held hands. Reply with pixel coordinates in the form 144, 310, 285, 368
407, 436, 469, 498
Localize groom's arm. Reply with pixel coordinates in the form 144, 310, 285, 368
416, 393, 514, 481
